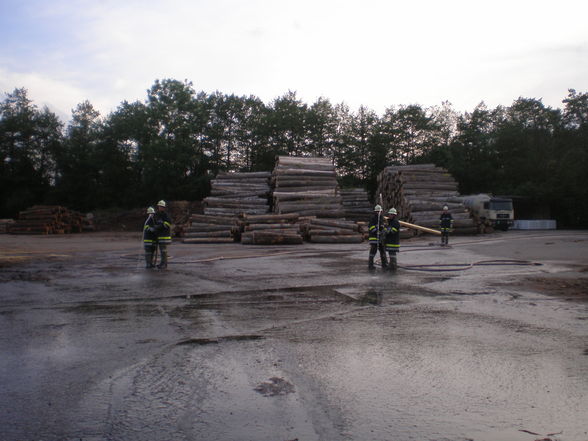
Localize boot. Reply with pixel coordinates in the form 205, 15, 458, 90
368, 254, 375, 270
381, 252, 388, 269
145, 250, 155, 268
157, 248, 168, 269
390, 255, 398, 271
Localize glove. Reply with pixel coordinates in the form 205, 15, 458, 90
148, 227, 155, 233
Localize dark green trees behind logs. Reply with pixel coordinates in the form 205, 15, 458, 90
1, 82, 587, 226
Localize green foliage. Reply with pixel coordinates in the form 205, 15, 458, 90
0, 88, 63, 216
1, 82, 587, 226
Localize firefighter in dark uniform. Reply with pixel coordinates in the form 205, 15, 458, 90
154, 200, 172, 269
440, 205, 453, 246
143, 206, 157, 268
384, 207, 400, 270
368, 204, 388, 270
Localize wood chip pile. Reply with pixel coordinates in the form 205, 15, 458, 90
376, 164, 478, 234
237, 213, 303, 245
340, 188, 372, 222
271, 156, 344, 218
8, 205, 89, 234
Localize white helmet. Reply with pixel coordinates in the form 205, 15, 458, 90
374, 204, 382, 212
157, 200, 166, 207
147, 206, 155, 214
443, 205, 449, 211
388, 208, 397, 215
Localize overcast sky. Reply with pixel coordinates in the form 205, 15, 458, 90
1, 0, 587, 121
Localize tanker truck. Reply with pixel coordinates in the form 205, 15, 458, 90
462, 194, 514, 231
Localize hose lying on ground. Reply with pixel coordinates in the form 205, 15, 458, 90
398, 259, 542, 272
120, 243, 542, 271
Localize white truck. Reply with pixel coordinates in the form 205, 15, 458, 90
462, 194, 514, 231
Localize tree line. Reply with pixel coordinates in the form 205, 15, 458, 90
1, 79, 587, 226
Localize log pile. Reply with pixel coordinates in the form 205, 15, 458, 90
184, 172, 271, 244
340, 188, 372, 222
182, 214, 236, 244
8, 205, 86, 234
271, 156, 344, 218
237, 213, 303, 245
376, 164, 478, 235
204, 171, 271, 217
0, 219, 15, 233
300, 218, 363, 244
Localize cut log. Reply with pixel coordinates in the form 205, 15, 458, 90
183, 230, 233, 238
241, 231, 303, 245
308, 218, 358, 231
182, 237, 235, 244
398, 221, 441, 236
309, 235, 363, 243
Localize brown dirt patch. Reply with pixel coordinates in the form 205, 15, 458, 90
519, 275, 588, 302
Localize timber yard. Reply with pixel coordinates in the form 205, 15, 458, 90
1, 159, 587, 441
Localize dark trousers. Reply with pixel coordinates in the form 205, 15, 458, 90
387, 250, 398, 270
144, 244, 156, 268
157, 243, 168, 268
441, 229, 450, 244
369, 242, 388, 268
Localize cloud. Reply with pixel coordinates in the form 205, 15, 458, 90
1, 0, 587, 121
0, 68, 85, 121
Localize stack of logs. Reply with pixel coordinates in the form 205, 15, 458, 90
8, 205, 87, 234
376, 164, 478, 235
237, 213, 303, 245
182, 214, 236, 244
271, 156, 344, 218
300, 218, 363, 243
204, 171, 271, 217
340, 188, 372, 222
183, 172, 271, 244
0, 219, 15, 233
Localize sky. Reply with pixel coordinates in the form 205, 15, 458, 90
1, 0, 587, 122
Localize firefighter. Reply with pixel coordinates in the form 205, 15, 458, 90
440, 205, 453, 246
384, 208, 400, 270
154, 200, 172, 269
368, 204, 388, 270
143, 207, 157, 268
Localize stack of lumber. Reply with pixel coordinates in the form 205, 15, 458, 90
0, 219, 15, 233
301, 218, 363, 244
340, 188, 372, 222
271, 156, 344, 218
237, 213, 303, 245
9, 205, 85, 234
182, 214, 236, 244
204, 171, 271, 217
376, 164, 478, 235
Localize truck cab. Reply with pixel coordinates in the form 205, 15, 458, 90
483, 197, 514, 230
463, 194, 514, 231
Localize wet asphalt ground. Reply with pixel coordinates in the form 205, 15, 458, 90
0, 231, 587, 441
